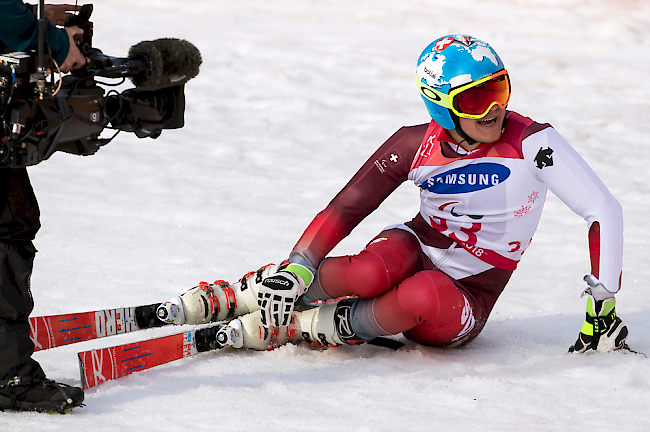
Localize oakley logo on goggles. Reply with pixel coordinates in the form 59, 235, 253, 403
418, 69, 511, 119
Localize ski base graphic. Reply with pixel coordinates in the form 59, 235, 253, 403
29, 304, 166, 351
78, 324, 224, 389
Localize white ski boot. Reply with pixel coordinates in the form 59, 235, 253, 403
212, 310, 297, 351
215, 319, 244, 349
293, 298, 365, 346
216, 298, 364, 351
156, 264, 278, 325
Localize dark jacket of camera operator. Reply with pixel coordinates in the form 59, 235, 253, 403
0, 0, 71, 65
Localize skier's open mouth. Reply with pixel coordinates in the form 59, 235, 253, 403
478, 116, 498, 127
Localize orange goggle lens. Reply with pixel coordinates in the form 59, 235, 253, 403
452, 71, 511, 118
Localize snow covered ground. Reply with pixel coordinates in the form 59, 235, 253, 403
3, 0, 650, 430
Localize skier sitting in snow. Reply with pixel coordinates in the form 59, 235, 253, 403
159, 34, 628, 354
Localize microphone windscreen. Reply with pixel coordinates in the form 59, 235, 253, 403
128, 38, 202, 90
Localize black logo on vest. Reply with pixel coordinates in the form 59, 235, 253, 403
534, 147, 554, 169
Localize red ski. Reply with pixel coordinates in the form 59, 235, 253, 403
78, 324, 224, 389
29, 304, 166, 351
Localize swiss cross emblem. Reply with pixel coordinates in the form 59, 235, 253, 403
388, 149, 401, 165
435, 37, 454, 51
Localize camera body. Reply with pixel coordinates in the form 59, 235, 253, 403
0, 4, 191, 168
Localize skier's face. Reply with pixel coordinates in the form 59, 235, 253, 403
457, 105, 505, 144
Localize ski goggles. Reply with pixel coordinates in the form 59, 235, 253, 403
417, 69, 511, 119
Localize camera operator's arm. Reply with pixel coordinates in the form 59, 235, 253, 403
0, 0, 85, 71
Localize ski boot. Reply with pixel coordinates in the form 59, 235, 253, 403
156, 264, 278, 325
215, 298, 365, 351
293, 298, 366, 346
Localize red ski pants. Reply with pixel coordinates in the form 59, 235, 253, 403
318, 229, 473, 346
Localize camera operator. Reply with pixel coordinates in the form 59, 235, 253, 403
0, 1, 86, 72
0, 0, 85, 413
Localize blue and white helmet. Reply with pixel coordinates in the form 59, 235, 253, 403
416, 35, 506, 130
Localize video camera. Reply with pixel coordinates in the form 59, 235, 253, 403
0, 3, 202, 168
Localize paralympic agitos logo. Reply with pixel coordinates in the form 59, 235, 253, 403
418, 163, 510, 194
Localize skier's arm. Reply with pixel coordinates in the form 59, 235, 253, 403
522, 126, 627, 353
288, 124, 428, 268
522, 126, 623, 294
256, 124, 427, 329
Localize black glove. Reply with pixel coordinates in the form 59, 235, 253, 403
569, 275, 628, 353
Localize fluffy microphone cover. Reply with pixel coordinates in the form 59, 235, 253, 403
128, 38, 202, 90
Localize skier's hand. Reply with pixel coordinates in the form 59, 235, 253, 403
569, 275, 628, 353
258, 263, 314, 328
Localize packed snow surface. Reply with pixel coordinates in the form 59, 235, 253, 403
4, 0, 650, 430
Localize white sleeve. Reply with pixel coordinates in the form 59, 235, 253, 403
522, 127, 623, 293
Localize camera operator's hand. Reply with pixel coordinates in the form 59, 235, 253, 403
59, 26, 87, 73
32, 4, 81, 27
